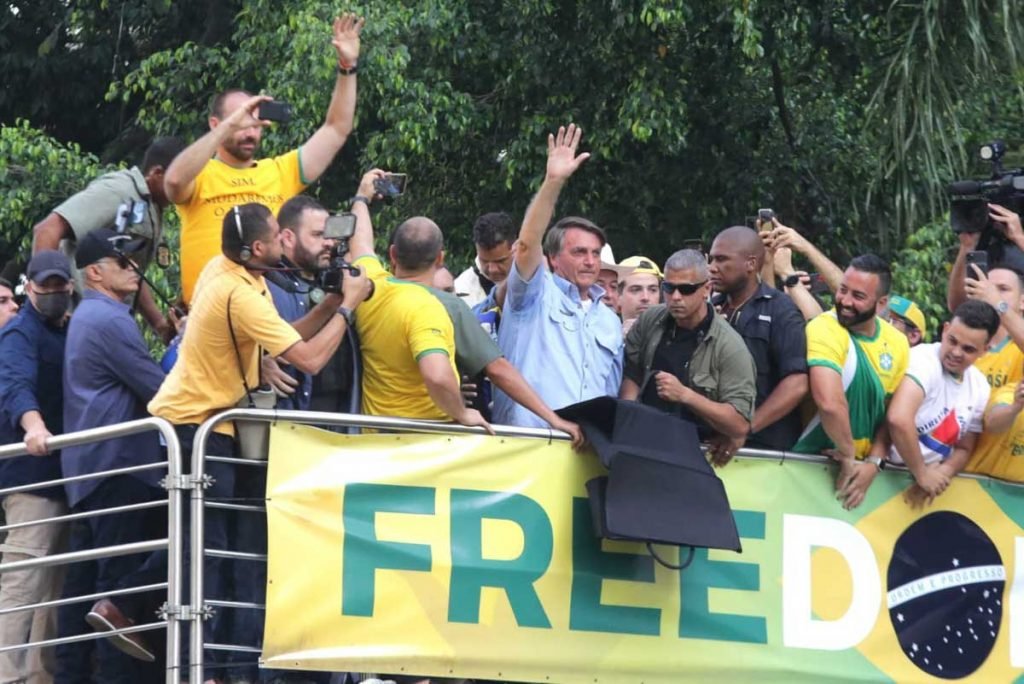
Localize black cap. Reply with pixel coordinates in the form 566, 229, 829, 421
76, 229, 146, 269
26, 250, 71, 284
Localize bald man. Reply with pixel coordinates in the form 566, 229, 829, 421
709, 226, 809, 451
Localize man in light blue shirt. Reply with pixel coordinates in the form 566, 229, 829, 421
494, 124, 624, 427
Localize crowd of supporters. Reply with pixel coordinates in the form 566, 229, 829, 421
1, 12, 1023, 684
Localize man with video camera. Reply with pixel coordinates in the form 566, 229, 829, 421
147, 202, 371, 680
164, 13, 365, 306
263, 195, 361, 415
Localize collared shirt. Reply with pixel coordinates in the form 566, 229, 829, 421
0, 304, 66, 498
625, 303, 757, 426
62, 290, 165, 507
266, 260, 314, 411
148, 256, 302, 436
712, 282, 808, 449
453, 261, 495, 310
494, 261, 623, 428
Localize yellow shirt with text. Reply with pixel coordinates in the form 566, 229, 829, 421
148, 256, 302, 435
178, 150, 306, 304
354, 256, 458, 420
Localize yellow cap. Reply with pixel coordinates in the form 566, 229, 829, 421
619, 256, 663, 279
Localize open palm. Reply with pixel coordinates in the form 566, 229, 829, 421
546, 123, 590, 182
332, 13, 365, 66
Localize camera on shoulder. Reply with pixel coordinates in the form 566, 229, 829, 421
947, 140, 1024, 268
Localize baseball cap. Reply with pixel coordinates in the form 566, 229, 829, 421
600, 244, 635, 279
619, 255, 663, 279
27, 250, 71, 284
76, 229, 146, 269
888, 295, 926, 332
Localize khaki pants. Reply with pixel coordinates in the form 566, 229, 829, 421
0, 494, 67, 684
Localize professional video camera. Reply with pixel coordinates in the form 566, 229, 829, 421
947, 141, 1024, 267
312, 212, 361, 299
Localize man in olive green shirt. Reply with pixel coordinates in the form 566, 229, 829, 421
620, 249, 756, 465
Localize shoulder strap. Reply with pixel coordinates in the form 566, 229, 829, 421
226, 286, 258, 408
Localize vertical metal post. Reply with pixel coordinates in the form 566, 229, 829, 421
162, 421, 183, 684
189, 423, 212, 684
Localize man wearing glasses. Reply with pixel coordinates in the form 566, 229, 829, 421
620, 249, 757, 466
61, 229, 171, 677
886, 294, 926, 347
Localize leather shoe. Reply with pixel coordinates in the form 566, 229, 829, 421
85, 598, 156, 662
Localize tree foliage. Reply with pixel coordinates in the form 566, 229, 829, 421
3, 0, 1024, 281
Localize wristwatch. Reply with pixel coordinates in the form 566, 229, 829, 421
337, 306, 355, 327
337, 61, 358, 76
350, 195, 370, 209
865, 455, 885, 471
997, 300, 1010, 316
783, 274, 801, 289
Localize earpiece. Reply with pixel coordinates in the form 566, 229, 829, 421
233, 206, 251, 262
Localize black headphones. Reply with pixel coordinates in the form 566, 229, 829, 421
233, 205, 251, 262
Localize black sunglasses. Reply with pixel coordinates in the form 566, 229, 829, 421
661, 280, 707, 296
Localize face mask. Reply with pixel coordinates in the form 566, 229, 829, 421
34, 291, 71, 322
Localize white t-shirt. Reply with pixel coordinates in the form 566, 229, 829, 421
890, 342, 990, 465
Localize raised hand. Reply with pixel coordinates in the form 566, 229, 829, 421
764, 220, 810, 254
332, 13, 365, 67
546, 124, 591, 184
357, 168, 388, 201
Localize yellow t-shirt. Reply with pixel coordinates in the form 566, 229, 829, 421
800, 312, 909, 458
806, 312, 909, 396
354, 256, 457, 420
972, 335, 1024, 390
177, 150, 306, 304
148, 256, 302, 435
965, 337, 1024, 479
965, 385, 1024, 482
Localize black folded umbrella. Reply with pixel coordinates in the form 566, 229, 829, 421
557, 397, 741, 557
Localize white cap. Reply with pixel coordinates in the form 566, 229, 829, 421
600, 243, 635, 278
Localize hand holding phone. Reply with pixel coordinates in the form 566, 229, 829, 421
966, 250, 988, 279
258, 101, 293, 123
373, 173, 408, 198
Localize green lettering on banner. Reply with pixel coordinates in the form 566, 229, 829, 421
678, 509, 767, 644
341, 483, 434, 617
448, 489, 553, 628
568, 498, 660, 636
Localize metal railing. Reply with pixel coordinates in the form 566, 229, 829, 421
0, 417, 184, 684
184, 409, 1024, 683
187, 408, 570, 683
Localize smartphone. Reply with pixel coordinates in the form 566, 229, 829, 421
324, 213, 357, 240
808, 272, 830, 296
374, 173, 408, 197
966, 250, 989, 278
258, 101, 293, 123
756, 208, 775, 233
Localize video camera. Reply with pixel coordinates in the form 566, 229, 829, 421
947, 141, 1024, 267
314, 212, 361, 296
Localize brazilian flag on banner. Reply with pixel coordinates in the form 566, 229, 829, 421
261, 423, 1024, 683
